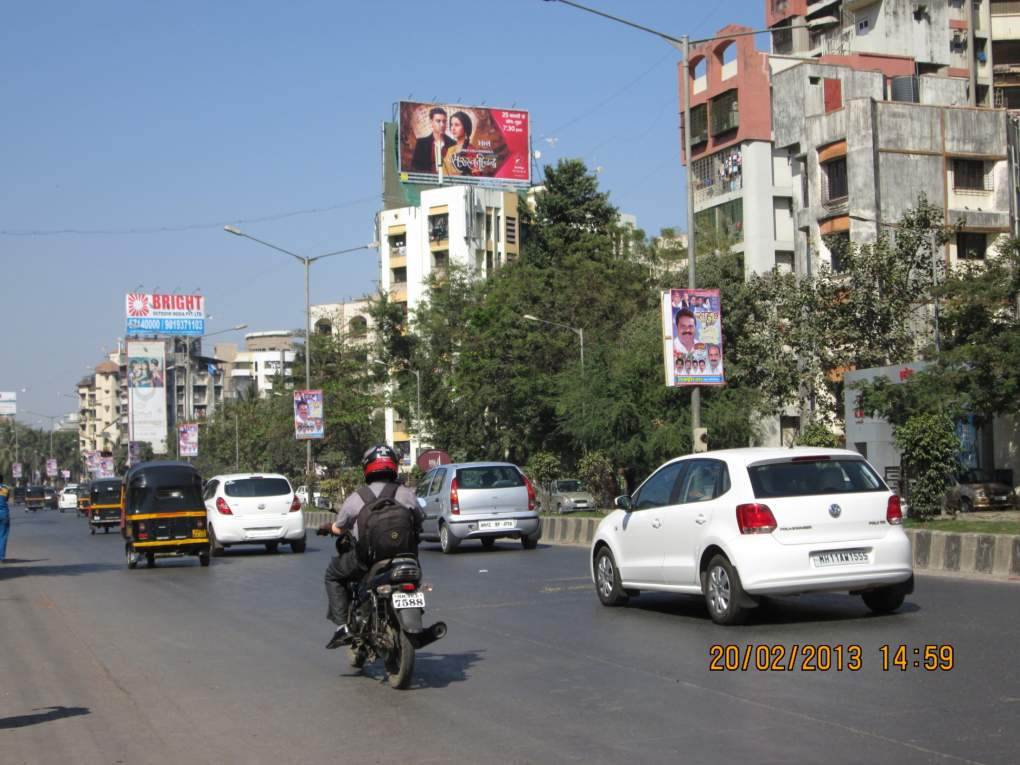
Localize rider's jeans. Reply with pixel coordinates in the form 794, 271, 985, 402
325, 548, 365, 625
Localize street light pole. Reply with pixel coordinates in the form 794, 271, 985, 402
523, 314, 586, 448
224, 226, 378, 480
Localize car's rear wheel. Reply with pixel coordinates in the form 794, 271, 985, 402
439, 523, 459, 554
861, 585, 906, 614
704, 555, 748, 625
290, 538, 307, 553
209, 526, 224, 556
594, 547, 628, 607
480, 538, 495, 549
521, 533, 539, 550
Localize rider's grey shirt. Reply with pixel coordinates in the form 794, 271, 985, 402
333, 481, 422, 541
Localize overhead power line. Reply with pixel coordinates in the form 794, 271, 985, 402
0, 194, 379, 237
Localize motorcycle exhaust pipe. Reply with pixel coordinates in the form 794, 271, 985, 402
409, 621, 448, 649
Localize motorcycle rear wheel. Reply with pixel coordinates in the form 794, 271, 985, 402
384, 627, 415, 689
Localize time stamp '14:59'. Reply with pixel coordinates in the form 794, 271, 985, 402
708, 644, 955, 672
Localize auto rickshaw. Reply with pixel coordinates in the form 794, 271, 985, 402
78, 484, 91, 517
25, 485, 45, 512
89, 478, 124, 534
122, 461, 210, 569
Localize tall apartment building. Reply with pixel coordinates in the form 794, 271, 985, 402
310, 298, 374, 353
683, 25, 797, 276
377, 184, 520, 462
214, 331, 296, 399
77, 360, 122, 454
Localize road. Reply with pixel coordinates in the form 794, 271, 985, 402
2, 510, 1019, 765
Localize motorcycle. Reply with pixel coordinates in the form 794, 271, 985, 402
344, 553, 447, 689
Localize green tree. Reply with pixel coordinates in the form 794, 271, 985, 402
893, 413, 959, 519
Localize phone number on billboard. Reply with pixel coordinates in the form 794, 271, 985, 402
126, 318, 205, 334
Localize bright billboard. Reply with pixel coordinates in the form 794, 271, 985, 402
178, 423, 198, 457
126, 293, 205, 336
46, 458, 57, 478
293, 390, 324, 440
662, 289, 725, 387
0, 391, 16, 416
127, 341, 169, 453
398, 101, 530, 186
12, 462, 22, 479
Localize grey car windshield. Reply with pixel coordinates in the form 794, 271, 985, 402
749, 459, 885, 499
456, 466, 524, 489
225, 478, 291, 497
554, 480, 583, 492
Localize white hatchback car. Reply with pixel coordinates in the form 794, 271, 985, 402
590, 447, 913, 625
203, 473, 306, 554
58, 486, 80, 512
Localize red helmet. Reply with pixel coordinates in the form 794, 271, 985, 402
362, 444, 399, 482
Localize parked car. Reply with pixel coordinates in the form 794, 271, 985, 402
416, 462, 541, 553
548, 478, 597, 514
590, 447, 914, 625
58, 486, 80, 512
204, 473, 306, 554
295, 484, 330, 509
43, 487, 59, 510
945, 469, 1017, 513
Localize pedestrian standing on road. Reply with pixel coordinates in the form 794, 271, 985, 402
0, 472, 11, 562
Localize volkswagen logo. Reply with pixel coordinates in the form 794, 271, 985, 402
829, 503, 842, 518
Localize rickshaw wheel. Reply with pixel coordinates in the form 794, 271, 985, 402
126, 547, 140, 569
90, 526, 95, 535
104, 527, 110, 534
198, 550, 210, 567
145, 553, 156, 568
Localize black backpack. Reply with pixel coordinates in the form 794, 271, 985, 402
355, 483, 418, 564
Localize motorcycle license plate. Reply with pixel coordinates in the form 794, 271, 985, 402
392, 592, 426, 609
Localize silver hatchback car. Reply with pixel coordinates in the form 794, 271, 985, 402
416, 462, 542, 553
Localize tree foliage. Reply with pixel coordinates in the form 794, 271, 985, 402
893, 413, 960, 520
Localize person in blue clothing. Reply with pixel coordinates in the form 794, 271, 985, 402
0, 472, 11, 562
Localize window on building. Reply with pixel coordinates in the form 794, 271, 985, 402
314, 319, 332, 336
953, 159, 990, 192
992, 1, 1020, 17
825, 231, 850, 273
822, 157, 848, 203
957, 231, 988, 260
428, 214, 448, 242
348, 316, 368, 337
996, 87, 1020, 108
694, 198, 744, 244
710, 90, 739, 135
775, 251, 795, 273
689, 103, 708, 145
391, 266, 407, 284
432, 250, 449, 272
505, 216, 518, 246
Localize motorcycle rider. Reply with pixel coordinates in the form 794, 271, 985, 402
319, 444, 423, 649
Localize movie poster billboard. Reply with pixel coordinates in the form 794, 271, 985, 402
0, 391, 16, 416
12, 462, 21, 479
178, 423, 198, 457
662, 289, 725, 387
398, 101, 530, 186
125, 292, 205, 336
127, 340, 169, 453
46, 458, 57, 478
293, 390, 324, 440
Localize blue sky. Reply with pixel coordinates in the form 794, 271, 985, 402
2, 0, 766, 429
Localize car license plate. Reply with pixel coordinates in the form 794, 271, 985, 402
392, 592, 426, 609
812, 550, 870, 567
478, 520, 515, 530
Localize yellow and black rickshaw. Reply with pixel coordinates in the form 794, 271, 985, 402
89, 478, 123, 534
77, 485, 91, 517
122, 461, 210, 569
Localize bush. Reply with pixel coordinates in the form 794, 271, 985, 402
893, 413, 959, 520
524, 451, 561, 491
577, 451, 617, 508
794, 420, 843, 449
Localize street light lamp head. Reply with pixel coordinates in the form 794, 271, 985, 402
523, 314, 539, 322
224, 225, 243, 236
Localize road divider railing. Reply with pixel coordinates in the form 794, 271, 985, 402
302, 511, 1020, 581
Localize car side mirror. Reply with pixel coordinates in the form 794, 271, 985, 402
614, 495, 632, 512
416, 497, 427, 510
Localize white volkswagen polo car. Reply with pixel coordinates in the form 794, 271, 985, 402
203, 473, 306, 554
590, 448, 913, 625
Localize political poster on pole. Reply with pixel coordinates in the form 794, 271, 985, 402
128, 441, 143, 467
661, 289, 725, 387
98, 457, 116, 478
12, 463, 22, 479
61, 469, 71, 480
293, 390, 324, 440
46, 458, 58, 478
86, 451, 101, 473
178, 423, 198, 457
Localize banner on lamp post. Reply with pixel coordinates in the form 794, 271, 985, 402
46, 458, 58, 478
661, 289, 725, 387
178, 423, 198, 457
293, 390, 324, 440
12, 462, 22, 479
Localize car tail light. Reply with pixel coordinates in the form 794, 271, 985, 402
736, 503, 777, 534
450, 477, 460, 515
216, 497, 233, 515
524, 474, 537, 512
886, 495, 903, 525
290, 496, 301, 512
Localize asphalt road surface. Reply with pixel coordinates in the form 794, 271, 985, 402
2, 509, 1019, 765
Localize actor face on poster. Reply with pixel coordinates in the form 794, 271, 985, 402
663, 288, 724, 387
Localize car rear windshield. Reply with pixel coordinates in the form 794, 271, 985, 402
224, 477, 291, 498
748, 458, 886, 499
555, 480, 583, 492
456, 466, 525, 490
